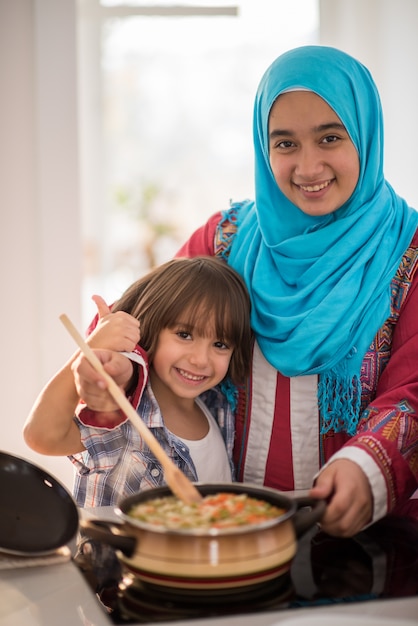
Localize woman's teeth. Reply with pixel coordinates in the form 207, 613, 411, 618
299, 180, 331, 192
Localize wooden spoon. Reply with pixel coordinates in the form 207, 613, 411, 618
59, 314, 202, 506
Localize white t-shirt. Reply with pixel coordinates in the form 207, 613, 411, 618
179, 398, 232, 482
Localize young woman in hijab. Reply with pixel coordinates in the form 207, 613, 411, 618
72, 46, 418, 537
174, 46, 418, 537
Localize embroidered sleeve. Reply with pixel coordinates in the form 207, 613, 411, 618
175, 211, 222, 257
214, 208, 239, 259
175, 206, 241, 259
338, 240, 418, 518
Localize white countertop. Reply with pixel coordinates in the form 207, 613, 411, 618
1, 506, 417, 626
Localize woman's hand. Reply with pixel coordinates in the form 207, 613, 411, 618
309, 459, 373, 537
72, 348, 134, 412
87, 295, 140, 352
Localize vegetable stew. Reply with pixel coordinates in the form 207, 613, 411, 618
128, 492, 285, 531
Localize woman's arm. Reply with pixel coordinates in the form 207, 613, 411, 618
312, 247, 418, 535
175, 211, 221, 257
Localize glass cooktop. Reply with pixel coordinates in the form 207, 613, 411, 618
73, 515, 418, 624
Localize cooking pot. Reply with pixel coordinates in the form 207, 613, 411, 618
81, 483, 326, 591
0, 450, 79, 555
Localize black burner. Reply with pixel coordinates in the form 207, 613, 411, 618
117, 572, 293, 623
74, 515, 418, 624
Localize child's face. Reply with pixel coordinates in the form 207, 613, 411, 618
149, 319, 233, 401
268, 90, 359, 217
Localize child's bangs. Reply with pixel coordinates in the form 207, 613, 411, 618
175, 289, 241, 344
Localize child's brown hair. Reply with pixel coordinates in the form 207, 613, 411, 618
112, 256, 252, 384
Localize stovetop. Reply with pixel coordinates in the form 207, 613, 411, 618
73, 515, 418, 624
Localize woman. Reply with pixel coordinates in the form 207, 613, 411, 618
175, 46, 418, 537
72, 46, 418, 536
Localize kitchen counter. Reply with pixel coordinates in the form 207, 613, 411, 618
1, 506, 417, 626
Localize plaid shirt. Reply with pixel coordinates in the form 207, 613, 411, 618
69, 349, 235, 507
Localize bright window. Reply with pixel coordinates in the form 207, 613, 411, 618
78, 0, 319, 322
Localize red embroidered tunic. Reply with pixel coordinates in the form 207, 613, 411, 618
176, 210, 418, 523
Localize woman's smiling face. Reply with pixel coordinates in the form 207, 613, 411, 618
268, 90, 360, 217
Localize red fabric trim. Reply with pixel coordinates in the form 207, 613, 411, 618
129, 346, 149, 409
264, 373, 294, 490
77, 407, 127, 429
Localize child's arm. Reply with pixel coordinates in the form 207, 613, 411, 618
24, 351, 95, 456
23, 297, 139, 456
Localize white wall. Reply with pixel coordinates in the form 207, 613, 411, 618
0, 0, 82, 489
1, 0, 417, 492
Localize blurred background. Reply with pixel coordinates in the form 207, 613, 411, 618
1, 0, 417, 491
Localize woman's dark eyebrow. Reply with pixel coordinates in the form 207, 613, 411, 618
269, 122, 346, 140
315, 122, 346, 133
269, 128, 292, 140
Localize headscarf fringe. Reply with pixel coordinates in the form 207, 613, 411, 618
319, 371, 361, 437
219, 377, 238, 412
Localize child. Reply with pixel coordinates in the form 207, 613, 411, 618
24, 257, 252, 507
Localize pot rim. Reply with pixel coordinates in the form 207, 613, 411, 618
115, 482, 297, 537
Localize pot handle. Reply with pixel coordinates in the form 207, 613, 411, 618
291, 496, 326, 538
79, 519, 137, 557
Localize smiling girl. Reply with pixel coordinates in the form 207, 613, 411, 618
24, 257, 252, 507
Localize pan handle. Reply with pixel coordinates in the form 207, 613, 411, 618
291, 496, 326, 538
79, 519, 137, 557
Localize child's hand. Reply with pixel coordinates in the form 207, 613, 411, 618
87, 294, 140, 352
72, 348, 134, 412
309, 459, 373, 537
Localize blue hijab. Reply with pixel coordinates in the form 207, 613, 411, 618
228, 46, 418, 435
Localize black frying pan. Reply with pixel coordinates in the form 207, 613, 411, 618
0, 450, 79, 555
